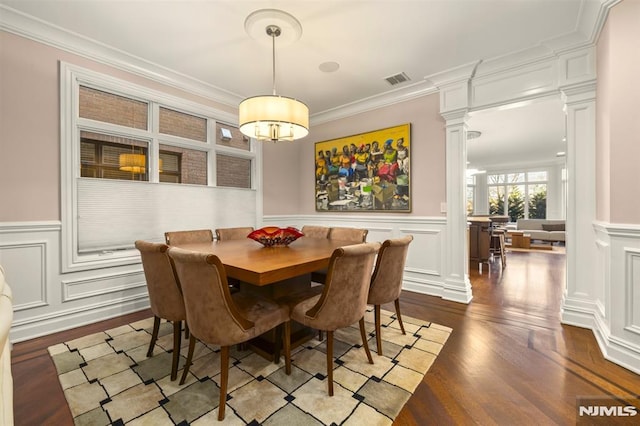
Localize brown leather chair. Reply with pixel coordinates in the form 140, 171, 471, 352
311, 227, 368, 284
329, 227, 368, 242
301, 225, 330, 239
164, 229, 213, 245
367, 235, 413, 355
167, 247, 291, 420
213, 227, 254, 291
215, 227, 255, 241
135, 240, 186, 381
288, 242, 380, 396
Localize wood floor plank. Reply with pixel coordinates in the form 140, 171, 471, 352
10, 249, 640, 425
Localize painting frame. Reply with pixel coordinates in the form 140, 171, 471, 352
314, 123, 411, 212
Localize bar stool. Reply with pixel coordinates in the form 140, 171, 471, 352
490, 228, 507, 268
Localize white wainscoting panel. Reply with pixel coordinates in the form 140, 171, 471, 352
0, 221, 151, 342
62, 269, 146, 303
624, 248, 640, 336
591, 222, 640, 375
0, 241, 47, 311
263, 215, 447, 297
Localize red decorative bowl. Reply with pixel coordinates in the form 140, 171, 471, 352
247, 226, 304, 247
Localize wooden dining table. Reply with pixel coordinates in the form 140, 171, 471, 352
173, 236, 357, 287
172, 236, 360, 359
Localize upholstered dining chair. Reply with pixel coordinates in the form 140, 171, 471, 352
288, 242, 380, 396
367, 235, 413, 355
213, 227, 254, 291
301, 225, 330, 239
328, 226, 369, 243
135, 240, 186, 381
164, 229, 213, 246
311, 227, 369, 284
215, 227, 255, 241
167, 247, 291, 421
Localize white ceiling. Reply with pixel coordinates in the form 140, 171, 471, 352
1, 0, 590, 167
467, 98, 567, 171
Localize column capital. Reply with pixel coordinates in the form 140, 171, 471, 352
561, 80, 597, 105
442, 109, 469, 126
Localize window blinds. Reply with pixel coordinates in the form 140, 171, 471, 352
77, 179, 256, 253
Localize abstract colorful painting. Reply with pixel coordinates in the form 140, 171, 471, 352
315, 123, 410, 212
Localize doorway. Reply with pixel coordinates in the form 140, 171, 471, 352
465, 97, 567, 307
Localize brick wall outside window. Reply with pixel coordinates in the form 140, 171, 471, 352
159, 107, 206, 142
79, 86, 148, 129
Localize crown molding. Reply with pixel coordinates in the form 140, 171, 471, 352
310, 80, 437, 125
0, 5, 243, 109
579, 0, 622, 45
424, 61, 481, 89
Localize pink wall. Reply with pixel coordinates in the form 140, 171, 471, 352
0, 32, 59, 221
0, 31, 235, 222
596, 0, 640, 224
596, 13, 611, 222
263, 93, 446, 216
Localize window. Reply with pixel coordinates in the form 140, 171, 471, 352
81, 132, 149, 181
159, 107, 207, 142
61, 63, 259, 271
466, 175, 475, 215
158, 144, 207, 185
159, 150, 181, 183
79, 86, 148, 129
215, 123, 254, 189
488, 170, 548, 221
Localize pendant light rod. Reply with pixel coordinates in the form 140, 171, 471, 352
266, 25, 281, 96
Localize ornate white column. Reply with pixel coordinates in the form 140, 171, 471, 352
427, 65, 478, 304
442, 110, 473, 303
560, 81, 599, 326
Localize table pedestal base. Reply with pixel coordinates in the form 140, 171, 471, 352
239, 274, 317, 362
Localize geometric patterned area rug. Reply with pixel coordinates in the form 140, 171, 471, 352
48, 308, 451, 425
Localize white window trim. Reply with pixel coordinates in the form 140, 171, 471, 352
60, 62, 260, 272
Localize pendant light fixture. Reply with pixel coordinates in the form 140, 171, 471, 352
118, 152, 146, 174
239, 10, 309, 142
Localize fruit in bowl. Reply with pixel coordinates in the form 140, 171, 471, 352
247, 227, 304, 247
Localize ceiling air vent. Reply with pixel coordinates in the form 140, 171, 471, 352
384, 72, 411, 86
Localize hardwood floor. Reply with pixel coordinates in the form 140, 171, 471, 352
11, 250, 640, 425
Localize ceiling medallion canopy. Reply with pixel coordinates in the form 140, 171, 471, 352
239, 9, 308, 143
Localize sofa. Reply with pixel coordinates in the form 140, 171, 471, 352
0, 265, 13, 425
515, 219, 565, 243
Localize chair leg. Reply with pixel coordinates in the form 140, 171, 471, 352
283, 321, 291, 375
499, 233, 506, 268
394, 299, 406, 335
170, 320, 182, 381
184, 322, 190, 339
179, 335, 196, 385
273, 324, 282, 364
147, 316, 161, 357
359, 317, 374, 364
326, 330, 334, 396
374, 305, 382, 355
218, 346, 230, 421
